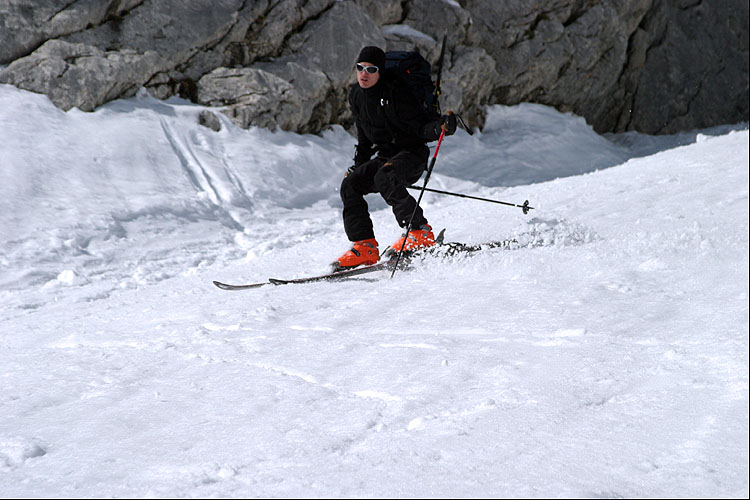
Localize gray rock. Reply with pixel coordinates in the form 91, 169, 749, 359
242, 0, 333, 64
625, 0, 749, 134
0, 39, 159, 111
0, 0, 144, 64
0, 0, 746, 135
198, 110, 222, 132
197, 66, 301, 130
241, 1, 385, 131
253, 60, 332, 133
403, 0, 472, 48
463, 0, 651, 128
382, 24, 437, 56
283, 1, 384, 86
443, 46, 498, 130
197, 61, 332, 131
352, 0, 403, 26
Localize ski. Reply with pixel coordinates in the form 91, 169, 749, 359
212, 259, 399, 291
212, 279, 270, 290
212, 231, 518, 291
268, 259, 398, 285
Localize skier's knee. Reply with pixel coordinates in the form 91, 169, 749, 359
373, 165, 396, 195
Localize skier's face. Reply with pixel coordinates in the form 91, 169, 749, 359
356, 62, 380, 89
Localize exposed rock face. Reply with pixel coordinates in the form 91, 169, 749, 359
1, 39, 160, 112
1, 0, 747, 135
0, 0, 145, 64
623, 0, 750, 133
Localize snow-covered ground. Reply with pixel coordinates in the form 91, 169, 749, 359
1, 83, 747, 498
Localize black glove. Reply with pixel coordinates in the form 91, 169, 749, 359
425, 113, 458, 141
345, 164, 358, 177
354, 144, 375, 166
441, 113, 457, 136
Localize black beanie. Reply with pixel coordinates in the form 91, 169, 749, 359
357, 46, 386, 69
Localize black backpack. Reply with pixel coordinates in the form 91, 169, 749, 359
384, 51, 441, 120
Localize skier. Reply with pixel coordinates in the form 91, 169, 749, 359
333, 46, 456, 271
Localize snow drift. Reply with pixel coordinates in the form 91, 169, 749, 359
0, 84, 747, 498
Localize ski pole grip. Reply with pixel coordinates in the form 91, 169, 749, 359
441, 110, 454, 132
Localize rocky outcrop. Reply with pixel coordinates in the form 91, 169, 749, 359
0, 0, 145, 65
1, 0, 747, 135
0, 39, 160, 112
622, 0, 750, 133
462, 0, 653, 127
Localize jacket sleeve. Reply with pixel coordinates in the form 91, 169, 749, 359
349, 85, 375, 165
354, 121, 376, 165
390, 83, 442, 143
419, 119, 443, 142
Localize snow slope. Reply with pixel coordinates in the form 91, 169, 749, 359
1, 84, 748, 498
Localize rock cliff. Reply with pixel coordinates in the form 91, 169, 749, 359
1, 0, 747, 134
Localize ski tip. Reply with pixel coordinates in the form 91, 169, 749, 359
213, 279, 268, 290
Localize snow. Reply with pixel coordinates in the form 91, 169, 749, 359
0, 83, 748, 498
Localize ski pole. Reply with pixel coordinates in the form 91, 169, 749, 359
433, 34, 447, 115
391, 126, 447, 278
405, 186, 534, 214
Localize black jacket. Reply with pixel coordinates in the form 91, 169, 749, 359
349, 70, 440, 165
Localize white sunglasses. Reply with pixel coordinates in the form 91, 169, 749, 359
355, 63, 379, 74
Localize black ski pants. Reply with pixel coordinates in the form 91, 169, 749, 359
340, 146, 430, 242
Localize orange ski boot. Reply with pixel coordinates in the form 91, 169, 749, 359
332, 238, 379, 271
383, 224, 436, 259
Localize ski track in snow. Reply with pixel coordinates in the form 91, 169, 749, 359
0, 85, 747, 498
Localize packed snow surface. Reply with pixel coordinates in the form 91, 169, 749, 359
0, 84, 748, 498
